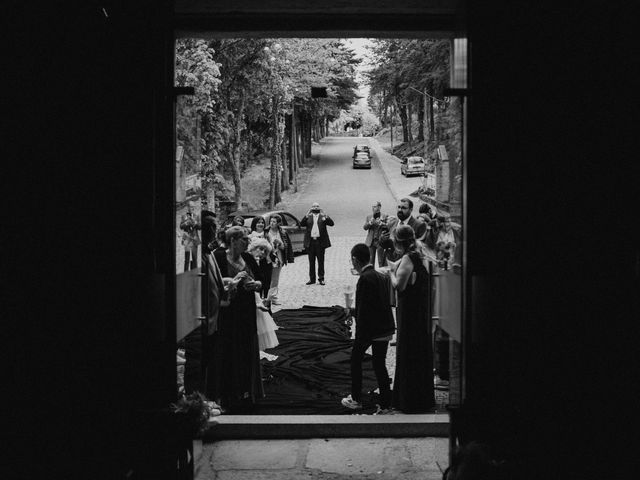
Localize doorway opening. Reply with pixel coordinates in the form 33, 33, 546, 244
173, 36, 466, 427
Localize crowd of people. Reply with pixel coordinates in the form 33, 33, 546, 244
180, 197, 458, 416
181, 207, 297, 415
342, 198, 459, 414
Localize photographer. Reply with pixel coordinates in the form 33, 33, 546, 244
180, 203, 201, 272
363, 201, 389, 268
300, 202, 334, 285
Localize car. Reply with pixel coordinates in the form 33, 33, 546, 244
353, 144, 371, 158
401, 156, 427, 176
224, 210, 307, 254
352, 151, 372, 169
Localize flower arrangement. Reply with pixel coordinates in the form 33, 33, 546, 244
171, 391, 213, 437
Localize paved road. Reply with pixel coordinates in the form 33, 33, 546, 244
287, 136, 398, 236
271, 136, 449, 413
274, 135, 426, 313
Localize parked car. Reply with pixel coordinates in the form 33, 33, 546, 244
224, 210, 306, 254
352, 151, 372, 169
353, 144, 371, 158
401, 156, 427, 176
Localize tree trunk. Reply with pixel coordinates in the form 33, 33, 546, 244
282, 115, 290, 192
397, 101, 409, 143
407, 103, 414, 144
417, 96, 425, 142
231, 90, 246, 207
429, 94, 435, 144
303, 114, 312, 159
269, 96, 282, 209
291, 110, 299, 191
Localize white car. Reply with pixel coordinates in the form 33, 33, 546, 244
401, 156, 427, 176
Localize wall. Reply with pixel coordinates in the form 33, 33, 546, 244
10, 2, 637, 479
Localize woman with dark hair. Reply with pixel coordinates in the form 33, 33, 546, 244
248, 216, 271, 299
248, 216, 266, 241
388, 224, 435, 413
231, 215, 249, 235
211, 226, 265, 412
265, 214, 294, 305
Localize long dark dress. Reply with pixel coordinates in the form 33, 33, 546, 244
212, 250, 265, 411
392, 251, 435, 413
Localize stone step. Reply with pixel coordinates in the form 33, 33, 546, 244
204, 413, 449, 440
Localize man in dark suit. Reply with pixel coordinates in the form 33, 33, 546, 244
363, 200, 390, 268
379, 197, 427, 264
341, 243, 395, 412
300, 202, 334, 285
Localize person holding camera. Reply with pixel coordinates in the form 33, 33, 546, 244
180, 203, 201, 272
300, 202, 334, 285
363, 201, 389, 268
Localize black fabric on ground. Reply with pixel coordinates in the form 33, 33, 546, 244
253, 305, 381, 415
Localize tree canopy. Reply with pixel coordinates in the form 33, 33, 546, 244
174, 38, 361, 209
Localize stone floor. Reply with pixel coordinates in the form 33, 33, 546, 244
195, 437, 449, 480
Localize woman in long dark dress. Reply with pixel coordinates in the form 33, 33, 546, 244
212, 226, 265, 412
388, 224, 435, 413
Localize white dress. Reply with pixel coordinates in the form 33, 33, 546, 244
255, 292, 279, 350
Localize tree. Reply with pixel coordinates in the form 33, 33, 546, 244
174, 39, 222, 209
366, 39, 450, 148
204, 38, 273, 207
177, 38, 361, 211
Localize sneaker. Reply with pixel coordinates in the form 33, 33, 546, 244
341, 394, 363, 410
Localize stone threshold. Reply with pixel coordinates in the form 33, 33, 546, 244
203, 414, 449, 440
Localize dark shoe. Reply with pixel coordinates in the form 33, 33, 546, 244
373, 405, 399, 415
318, 279, 325, 285
306, 280, 315, 285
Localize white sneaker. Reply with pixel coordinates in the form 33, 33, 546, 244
341, 394, 363, 410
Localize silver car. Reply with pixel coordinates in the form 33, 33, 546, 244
353, 152, 372, 169
401, 156, 427, 176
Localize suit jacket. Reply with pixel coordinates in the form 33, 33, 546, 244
379, 215, 427, 262
354, 265, 396, 340
301, 213, 334, 249
363, 212, 389, 247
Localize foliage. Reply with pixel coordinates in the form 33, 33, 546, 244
174, 38, 361, 208
366, 39, 451, 143
175, 39, 222, 206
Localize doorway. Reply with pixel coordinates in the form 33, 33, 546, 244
172, 34, 466, 428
